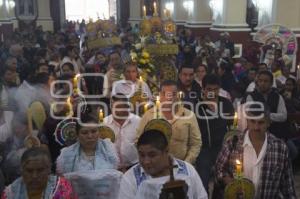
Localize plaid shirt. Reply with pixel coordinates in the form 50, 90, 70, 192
215, 131, 297, 199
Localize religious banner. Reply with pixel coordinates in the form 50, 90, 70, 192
64, 169, 123, 199
253, 24, 298, 71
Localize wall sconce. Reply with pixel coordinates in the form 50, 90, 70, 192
183, 0, 194, 15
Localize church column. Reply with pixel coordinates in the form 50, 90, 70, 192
58, 0, 65, 30
210, 0, 249, 31
0, 0, 9, 21
36, 0, 54, 31
6, 0, 18, 29
209, 0, 251, 44
128, 0, 141, 26
173, 0, 188, 26
118, 0, 129, 27
0, 0, 14, 37
185, 0, 212, 34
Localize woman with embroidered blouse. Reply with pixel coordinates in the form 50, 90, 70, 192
1, 147, 77, 199
56, 116, 119, 175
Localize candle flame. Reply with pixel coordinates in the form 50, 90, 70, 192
236, 159, 241, 165
234, 112, 238, 119
139, 76, 143, 81
156, 96, 160, 101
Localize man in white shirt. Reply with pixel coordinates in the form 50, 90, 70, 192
119, 129, 208, 199
214, 104, 296, 198
103, 51, 123, 97
104, 93, 140, 171
112, 61, 152, 100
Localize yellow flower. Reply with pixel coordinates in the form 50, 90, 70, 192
142, 51, 150, 59
139, 59, 146, 65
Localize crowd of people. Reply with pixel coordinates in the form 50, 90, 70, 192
0, 19, 299, 199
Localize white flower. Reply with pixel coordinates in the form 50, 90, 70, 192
135, 43, 142, 50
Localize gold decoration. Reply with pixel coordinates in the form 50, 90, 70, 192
150, 16, 163, 33
99, 125, 115, 143
145, 44, 179, 55
87, 37, 121, 49
29, 101, 47, 131
224, 178, 255, 199
163, 18, 176, 36
140, 19, 153, 36
144, 119, 172, 142
151, 57, 177, 83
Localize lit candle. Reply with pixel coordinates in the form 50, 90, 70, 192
156, 96, 160, 118
73, 74, 80, 88
233, 112, 238, 128
67, 97, 73, 117
163, 9, 167, 18
179, 91, 183, 100
144, 103, 148, 114
143, 5, 146, 17
99, 109, 104, 123
153, 2, 157, 15
236, 159, 242, 175
138, 76, 143, 90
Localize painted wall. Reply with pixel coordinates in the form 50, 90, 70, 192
275, 0, 300, 30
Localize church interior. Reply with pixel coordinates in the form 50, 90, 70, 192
0, 0, 300, 198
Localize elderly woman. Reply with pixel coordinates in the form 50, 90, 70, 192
1, 147, 76, 199
56, 116, 119, 175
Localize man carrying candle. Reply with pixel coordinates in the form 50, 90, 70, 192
137, 80, 201, 164
213, 103, 296, 198
112, 61, 152, 101
104, 93, 141, 172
